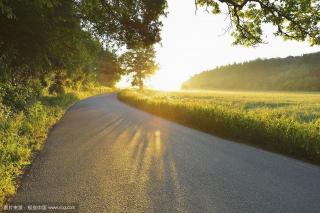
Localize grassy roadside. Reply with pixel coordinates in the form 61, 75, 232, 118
118, 89, 320, 165
0, 87, 113, 207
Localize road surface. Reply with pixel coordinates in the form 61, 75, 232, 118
13, 94, 320, 212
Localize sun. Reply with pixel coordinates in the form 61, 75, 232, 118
116, 69, 188, 91
148, 70, 184, 91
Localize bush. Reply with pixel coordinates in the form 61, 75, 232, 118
48, 83, 65, 95
0, 81, 43, 112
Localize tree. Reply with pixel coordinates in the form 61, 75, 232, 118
78, 0, 168, 48
196, 0, 320, 46
0, 0, 166, 96
79, 0, 320, 47
97, 50, 121, 87
0, 1, 85, 82
1, 0, 319, 55
0, 0, 126, 103
119, 46, 158, 89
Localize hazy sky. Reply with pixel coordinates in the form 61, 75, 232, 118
120, 0, 320, 90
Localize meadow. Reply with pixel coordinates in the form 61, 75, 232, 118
118, 89, 320, 164
0, 87, 113, 207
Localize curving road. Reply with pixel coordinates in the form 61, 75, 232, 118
13, 94, 320, 212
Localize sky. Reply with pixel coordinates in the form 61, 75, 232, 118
118, 0, 320, 90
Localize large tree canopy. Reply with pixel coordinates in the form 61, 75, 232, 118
1, 0, 318, 54
196, 0, 320, 46
78, 0, 168, 48
78, 0, 320, 47
0, 0, 121, 96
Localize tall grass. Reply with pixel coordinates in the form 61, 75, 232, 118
118, 89, 320, 164
0, 87, 112, 207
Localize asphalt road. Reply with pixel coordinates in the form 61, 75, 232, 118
13, 94, 320, 212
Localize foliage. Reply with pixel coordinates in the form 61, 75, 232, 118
2, 0, 319, 47
0, 81, 43, 112
0, 1, 81, 79
0, 87, 112, 208
119, 46, 158, 89
196, 0, 320, 46
0, 0, 14, 19
182, 52, 320, 91
78, 0, 168, 48
0, 1, 121, 94
97, 51, 122, 87
119, 89, 320, 164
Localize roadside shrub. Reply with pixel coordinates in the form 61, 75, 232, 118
0, 81, 43, 112
48, 83, 65, 95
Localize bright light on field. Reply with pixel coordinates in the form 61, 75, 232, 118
148, 70, 184, 91
116, 73, 183, 91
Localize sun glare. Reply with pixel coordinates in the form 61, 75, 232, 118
148, 70, 185, 91
116, 69, 185, 91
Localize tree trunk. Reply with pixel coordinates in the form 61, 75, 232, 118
138, 76, 143, 90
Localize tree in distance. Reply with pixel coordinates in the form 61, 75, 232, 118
119, 46, 158, 90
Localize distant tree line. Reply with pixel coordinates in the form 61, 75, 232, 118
182, 52, 320, 91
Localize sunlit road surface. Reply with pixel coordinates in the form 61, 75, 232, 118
13, 94, 320, 212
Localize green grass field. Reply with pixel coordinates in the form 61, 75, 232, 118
118, 89, 320, 164
0, 87, 113, 207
